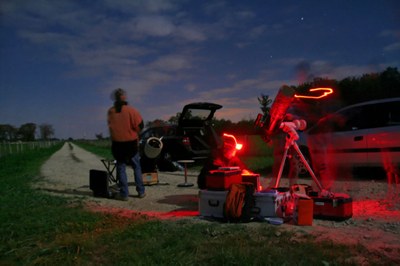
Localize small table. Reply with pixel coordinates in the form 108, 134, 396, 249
177, 160, 195, 187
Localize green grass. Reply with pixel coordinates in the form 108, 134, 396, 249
0, 142, 395, 265
239, 135, 274, 157
74, 140, 113, 159
239, 155, 274, 173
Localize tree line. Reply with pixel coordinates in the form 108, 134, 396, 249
0, 123, 55, 142
146, 67, 400, 135
4, 67, 397, 141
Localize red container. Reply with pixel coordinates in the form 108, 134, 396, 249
206, 169, 242, 190
311, 193, 353, 220
293, 194, 313, 226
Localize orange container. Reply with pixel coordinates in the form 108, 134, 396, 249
293, 194, 313, 226
142, 172, 158, 185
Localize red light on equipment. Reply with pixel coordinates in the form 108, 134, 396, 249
294, 87, 333, 99
223, 133, 243, 150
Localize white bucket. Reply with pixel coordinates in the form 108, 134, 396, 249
144, 137, 163, 159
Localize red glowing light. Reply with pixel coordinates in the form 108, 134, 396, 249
294, 87, 334, 99
223, 133, 243, 150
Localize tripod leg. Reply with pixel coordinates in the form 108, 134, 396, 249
292, 142, 324, 191
274, 146, 290, 188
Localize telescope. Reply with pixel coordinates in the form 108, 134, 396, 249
255, 85, 296, 142
255, 85, 326, 192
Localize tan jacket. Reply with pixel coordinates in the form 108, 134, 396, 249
107, 105, 143, 142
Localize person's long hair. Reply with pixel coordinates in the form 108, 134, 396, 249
114, 99, 127, 113
113, 88, 127, 113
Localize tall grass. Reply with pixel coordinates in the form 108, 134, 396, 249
0, 142, 395, 265
74, 140, 113, 159
0, 143, 102, 264
0, 141, 60, 158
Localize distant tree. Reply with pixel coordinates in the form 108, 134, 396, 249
39, 123, 55, 140
258, 94, 272, 117
146, 119, 168, 128
0, 124, 18, 141
337, 67, 400, 105
380, 67, 400, 97
168, 112, 181, 125
95, 133, 104, 140
18, 123, 36, 141
236, 119, 258, 134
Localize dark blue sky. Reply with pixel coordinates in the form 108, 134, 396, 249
1, 0, 399, 139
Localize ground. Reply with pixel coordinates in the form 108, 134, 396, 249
37, 142, 400, 262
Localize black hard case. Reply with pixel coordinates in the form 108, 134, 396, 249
89, 169, 113, 198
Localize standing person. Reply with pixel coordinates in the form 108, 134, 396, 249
107, 88, 145, 200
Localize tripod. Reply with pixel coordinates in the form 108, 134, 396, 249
273, 121, 330, 196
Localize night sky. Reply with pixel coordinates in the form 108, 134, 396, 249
1, 0, 399, 139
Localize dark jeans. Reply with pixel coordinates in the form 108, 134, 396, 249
112, 140, 145, 197
116, 152, 145, 197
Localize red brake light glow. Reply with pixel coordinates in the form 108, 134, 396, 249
182, 137, 190, 146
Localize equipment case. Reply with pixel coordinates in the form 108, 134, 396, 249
205, 169, 242, 190
142, 172, 159, 185
198, 190, 228, 218
311, 193, 353, 220
252, 188, 292, 218
89, 169, 113, 198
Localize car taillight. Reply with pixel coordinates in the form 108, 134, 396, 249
182, 137, 191, 146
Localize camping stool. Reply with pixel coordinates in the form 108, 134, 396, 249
177, 160, 195, 187
101, 159, 118, 183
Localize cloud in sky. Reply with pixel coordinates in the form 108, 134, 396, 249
0, 0, 399, 139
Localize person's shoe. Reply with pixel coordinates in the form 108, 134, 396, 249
138, 193, 146, 199
114, 193, 129, 201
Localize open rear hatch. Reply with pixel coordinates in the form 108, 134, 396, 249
178, 102, 223, 153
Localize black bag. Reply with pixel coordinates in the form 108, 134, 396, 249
89, 170, 113, 198
224, 182, 255, 223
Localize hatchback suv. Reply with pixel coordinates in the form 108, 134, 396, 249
140, 102, 223, 171
294, 97, 400, 178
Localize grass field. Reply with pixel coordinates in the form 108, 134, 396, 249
0, 141, 391, 265
0, 141, 60, 158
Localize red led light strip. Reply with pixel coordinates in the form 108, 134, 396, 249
294, 87, 333, 99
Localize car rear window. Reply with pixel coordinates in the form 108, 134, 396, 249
182, 108, 213, 121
